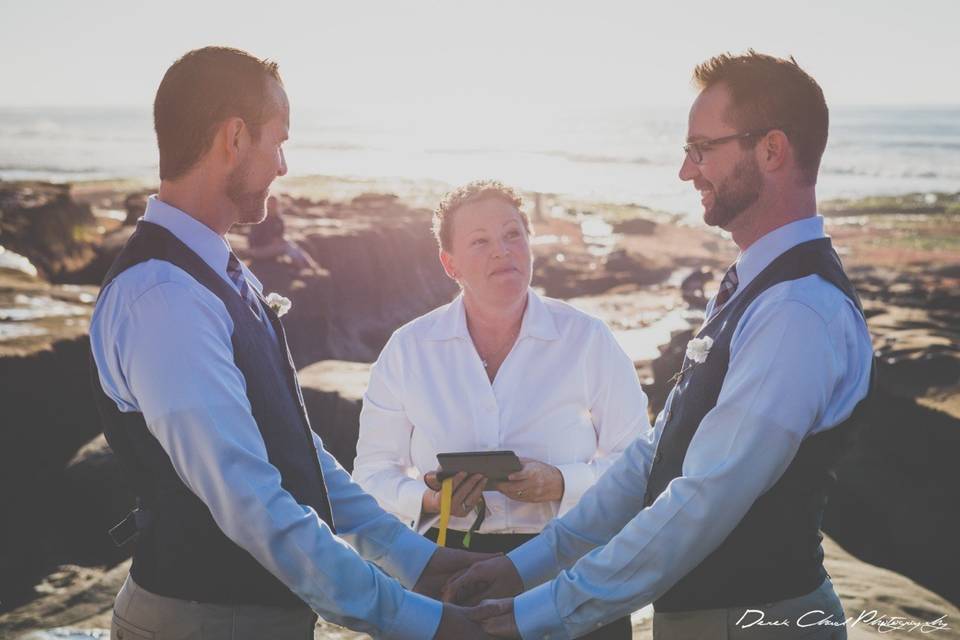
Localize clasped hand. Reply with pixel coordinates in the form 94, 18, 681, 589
433, 553, 525, 638
419, 551, 523, 639
418, 544, 526, 638
461, 598, 520, 638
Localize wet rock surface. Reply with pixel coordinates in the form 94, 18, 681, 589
0, 332, 103, 610
244, 194, 458, 365
299, 360, 371, 473
0, 183, 97, 282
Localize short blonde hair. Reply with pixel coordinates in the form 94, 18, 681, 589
432, 180, 531, 252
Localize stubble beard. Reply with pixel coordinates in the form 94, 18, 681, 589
226, 158, 269, 225
704, 154, 763, 230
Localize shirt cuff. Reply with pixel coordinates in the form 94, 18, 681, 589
383, 589, 443, 640
507, 535, 560, 589
398, 478, 429, 530
555, 462, 595, 516
377, 525, 438, 589
514, 582, 569, 640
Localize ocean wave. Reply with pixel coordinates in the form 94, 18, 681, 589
294, 142, 369, 152
877, 140, 960, 151
425, 147, 503, 156
419, 147, 653, 165
0, 125, 63, 139
541, 150, 652, 165
821, 165, 958, 180
0, 163, 102, 174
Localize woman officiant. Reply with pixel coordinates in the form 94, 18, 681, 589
351, 180, 649, 638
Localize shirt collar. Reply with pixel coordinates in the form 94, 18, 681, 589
424, 289, 560, 342
733, 215, 827, 293
142, 195, 264, 293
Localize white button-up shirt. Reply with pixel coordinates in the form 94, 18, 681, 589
352, 289, 650, 534
509, 215, 874, 639
89, 196, 442, 639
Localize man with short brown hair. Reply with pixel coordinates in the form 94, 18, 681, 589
90, 46, 490, 639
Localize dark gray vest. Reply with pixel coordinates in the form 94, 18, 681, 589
644, 237, 873, 612
89, 220, 333, 607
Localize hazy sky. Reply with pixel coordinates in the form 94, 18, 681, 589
2, 0, 958, 109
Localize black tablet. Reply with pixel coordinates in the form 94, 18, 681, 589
437, 450, 523, 482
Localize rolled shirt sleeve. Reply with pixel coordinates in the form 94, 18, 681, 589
95, 278, 441, 640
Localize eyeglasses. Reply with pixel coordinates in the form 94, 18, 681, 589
682, 128, 778, 165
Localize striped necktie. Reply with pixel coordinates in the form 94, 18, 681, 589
709, 263, 739, 319
226, 252, 262, 317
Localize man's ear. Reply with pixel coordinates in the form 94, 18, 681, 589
439, 248, 458, 281
760, 129, 790, 172
221, 117, 246, 164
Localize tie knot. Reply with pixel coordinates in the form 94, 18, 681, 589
711, 263, 739, 317
227, 252, 243, 277
226, 252, 260, 317
721, 263, 738, 288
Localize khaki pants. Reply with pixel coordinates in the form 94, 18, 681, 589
111, 574, 317, 640
653, 578, 847, 640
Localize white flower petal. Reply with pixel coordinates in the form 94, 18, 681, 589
685, 336, 713, 364
264, 292, 292, 317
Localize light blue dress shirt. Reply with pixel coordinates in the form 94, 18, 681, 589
508, 215, 874, 639
89, 197, 442, 639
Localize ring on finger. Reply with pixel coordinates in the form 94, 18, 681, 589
517, 489, 525, 497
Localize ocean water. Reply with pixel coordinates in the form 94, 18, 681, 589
1, 104, 957, 219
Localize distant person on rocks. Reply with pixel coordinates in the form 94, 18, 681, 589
449, 51, 875, 640
89, 46, 493, 640
122, 192, 148, 226
246, 194, 321, 273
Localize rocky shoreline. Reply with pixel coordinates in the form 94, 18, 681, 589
1, 180, 957, 638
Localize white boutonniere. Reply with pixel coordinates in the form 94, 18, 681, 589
265, 292, 292, 317
685, 336, 713, 364
670, 336, 714, 384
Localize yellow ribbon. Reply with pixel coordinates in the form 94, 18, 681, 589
437, 477, 453, 547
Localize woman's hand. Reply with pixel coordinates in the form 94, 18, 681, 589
422, 471, 488, 517
495, 458, 564, 503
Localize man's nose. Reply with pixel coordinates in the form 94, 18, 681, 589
278, 149, 288, 177
679, 154, 699, 182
